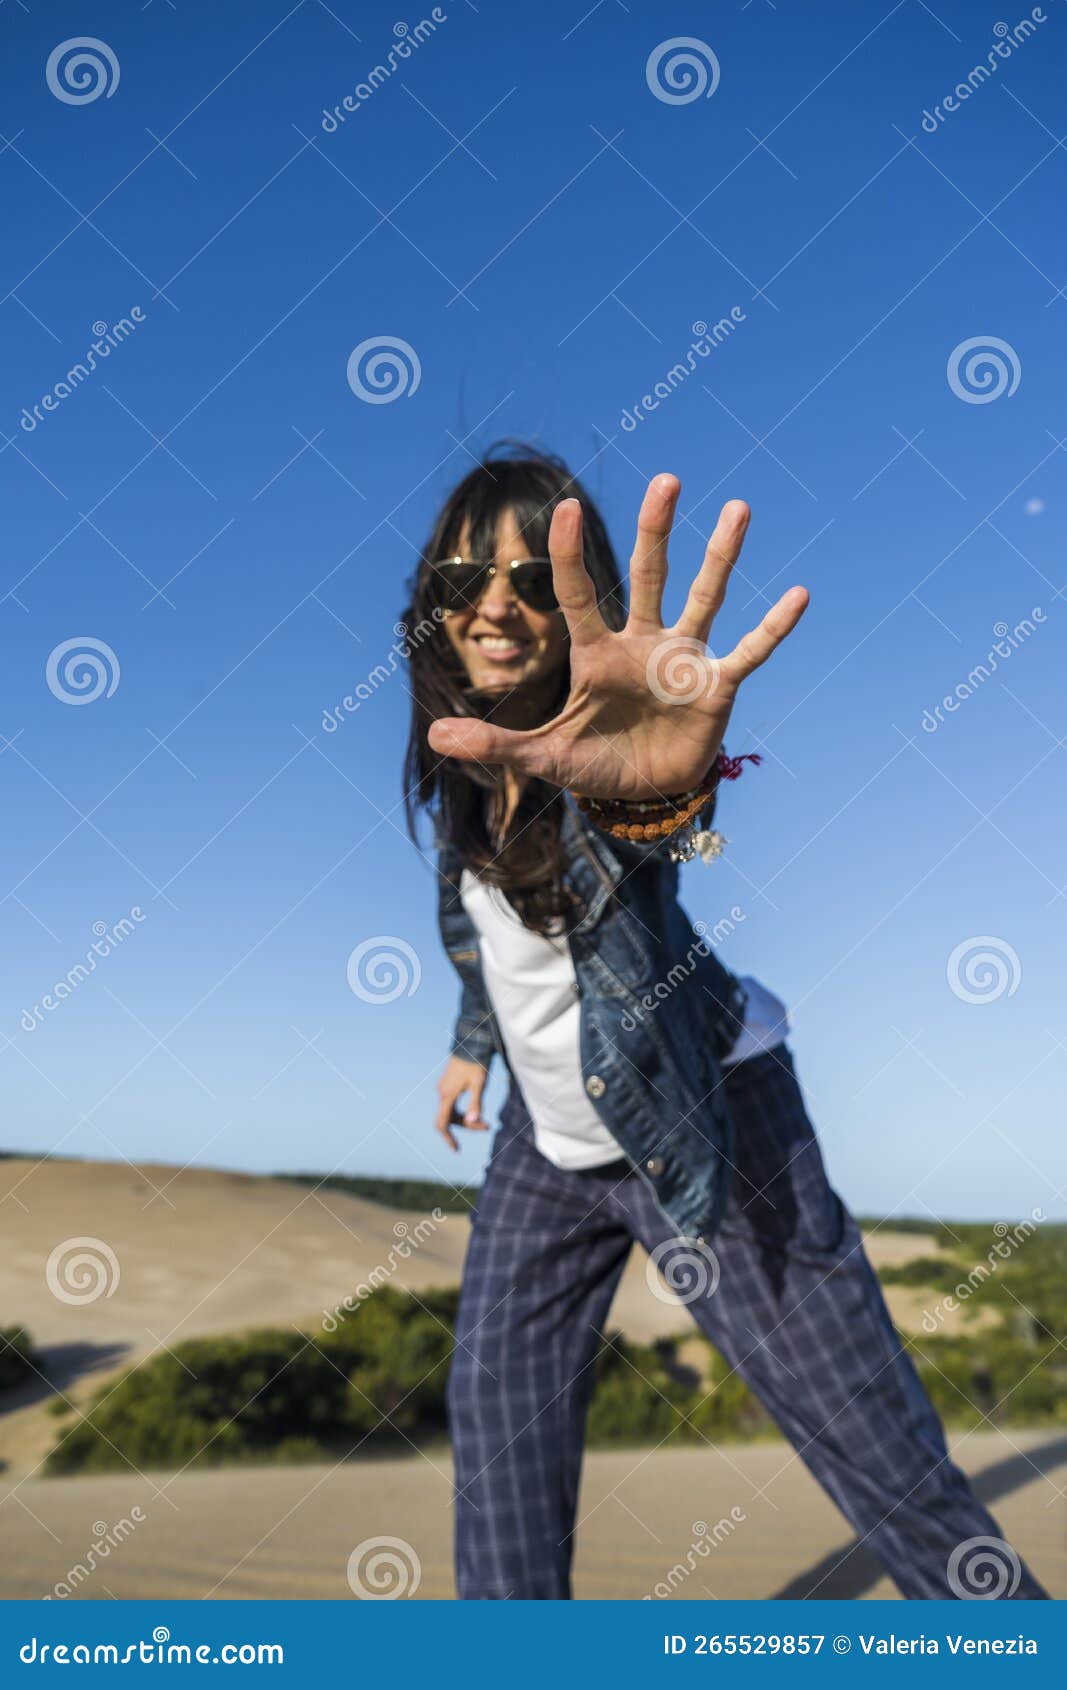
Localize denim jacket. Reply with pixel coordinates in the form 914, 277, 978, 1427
436, 796, 748, 1242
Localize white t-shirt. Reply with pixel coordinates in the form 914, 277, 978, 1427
459, 871, 789, 1172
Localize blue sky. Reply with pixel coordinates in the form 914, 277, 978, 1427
2, 0, 1064, 1222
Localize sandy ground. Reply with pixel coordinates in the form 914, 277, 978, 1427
1, 1432, 1063, 1600
2, 1157, 1061, 1600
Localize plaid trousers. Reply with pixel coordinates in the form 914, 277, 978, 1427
447, 1047, 1046, 1600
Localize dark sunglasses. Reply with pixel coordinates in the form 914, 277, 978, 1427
430, 556, 558, 614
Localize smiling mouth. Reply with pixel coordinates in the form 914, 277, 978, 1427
471, 634, 529, 661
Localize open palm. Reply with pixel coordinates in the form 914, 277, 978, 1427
427, 475, 809, 802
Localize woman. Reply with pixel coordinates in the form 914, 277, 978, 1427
402, 447, 1044, 1602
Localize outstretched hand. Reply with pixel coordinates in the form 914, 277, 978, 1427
427, 475, 809, 801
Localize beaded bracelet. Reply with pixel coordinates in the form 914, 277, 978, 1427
572, 750, 761, 849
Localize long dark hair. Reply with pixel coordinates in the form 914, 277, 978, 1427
401, 445, 625, 934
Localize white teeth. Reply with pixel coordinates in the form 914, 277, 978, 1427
475, 636, 523, 651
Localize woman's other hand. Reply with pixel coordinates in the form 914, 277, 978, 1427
435, 1056, 490, 1151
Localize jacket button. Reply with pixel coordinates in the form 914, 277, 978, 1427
585, 1075, 606, 1099
646, 1155, 664, 1177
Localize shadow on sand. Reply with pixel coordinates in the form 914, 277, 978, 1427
772, 1435, 1067, 1598
0, 1341, 130, 1417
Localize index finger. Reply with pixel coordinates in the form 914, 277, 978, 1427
548, 498, 608, 648
435, 1088, 459, 1150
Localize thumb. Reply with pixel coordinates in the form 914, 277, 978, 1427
428, 717, 534, 770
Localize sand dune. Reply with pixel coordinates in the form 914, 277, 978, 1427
0, 1155, 968, 1478
1, 1154, 942, 1358
1, 1156, 1063, 1601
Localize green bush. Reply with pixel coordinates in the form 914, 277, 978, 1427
0, 1326, 40, 1393
878, 1256, 969, 1290
43, 1221, 1065, 1475
46, 1286, 457, 1477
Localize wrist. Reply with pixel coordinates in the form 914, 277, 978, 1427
571, 750, 760, 857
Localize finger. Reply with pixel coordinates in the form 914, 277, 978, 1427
548, 498, 607, 648
455, 1110, 488, 1131
448, 1106, 488, 1132
721, 585, 810, 683
675, 500, 751, 643
428, 716, 542, 775
463, 1072, 488, 1130
626, 474, 679, 630
435, 1087, 459, 1147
